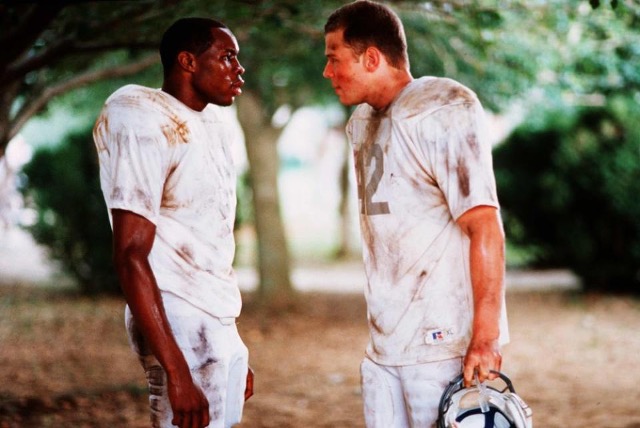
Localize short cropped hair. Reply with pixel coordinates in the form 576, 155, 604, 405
324, 0, 408, 69
160, 17, 228, 75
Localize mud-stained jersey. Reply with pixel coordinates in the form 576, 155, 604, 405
347, 76, 509, 366
93, 84, 241, 319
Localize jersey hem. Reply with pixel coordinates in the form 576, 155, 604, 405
365, 348, 466, 367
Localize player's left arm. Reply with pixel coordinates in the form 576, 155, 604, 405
457, 205, 505, 387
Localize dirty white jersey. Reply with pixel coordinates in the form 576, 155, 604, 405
347, 76, 509, 366
93, 84, 241, 319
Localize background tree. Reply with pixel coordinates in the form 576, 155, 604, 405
4, 0, 535, 300
494, 98, 640, 293
0, 1, 180, 156
22, 125, 117, 294
493, 0, 640, 293
9, 0, 637, 299
0, 0, 307, 304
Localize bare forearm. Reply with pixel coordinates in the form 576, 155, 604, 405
111, 209, 190, 377
115, 250, 190, 378
457, 206, 506, 384
468, 220, 505, 341
110, 211, 208, 426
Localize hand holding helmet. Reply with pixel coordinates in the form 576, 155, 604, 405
437, 371, 533, 428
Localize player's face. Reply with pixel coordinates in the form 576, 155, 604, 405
323, 29, 369, 106
191, 27, 245, 107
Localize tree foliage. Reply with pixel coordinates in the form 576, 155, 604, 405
0, 0, 557, 154
494, 97, 640, 293
0, 0, 178, 156
8, 0, 640, 296
21, 126, 118, 294
492, 0, 640, 293
4, 0, 635, 149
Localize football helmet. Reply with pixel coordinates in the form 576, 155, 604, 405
437, 371, 533, 428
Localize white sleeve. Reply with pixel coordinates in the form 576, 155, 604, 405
419, 101, 499, 220
94, 102, 172, 225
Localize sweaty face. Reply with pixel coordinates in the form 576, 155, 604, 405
191, 27, 245, 107
323, 29, 368, 106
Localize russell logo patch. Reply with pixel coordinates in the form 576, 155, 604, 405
424, 328, 455, 345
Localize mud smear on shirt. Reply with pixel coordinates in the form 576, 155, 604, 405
359, 108, 386, 272
161, 165, 180, 210
176, 243, 198, 278
93, 115, 109, 152
161, 119, 190, 146
445, 85, 474, 105
133, 188, 154, 213
455, 127, 482, 199
399, 79, 476, 116
434, 84, 475, 109
110, 186, 154, 213
110, 90, 190, 146
110, 187, 124, 203
457, 156, 470, 198
466, 132, 481, 158
369, 316, 384, 335
113, 91, 144, 110
139, 90, 190, 146
411, 269, 429, 301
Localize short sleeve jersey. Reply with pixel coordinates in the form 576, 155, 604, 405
346, 77, 509, 366
93, 84, 241, 319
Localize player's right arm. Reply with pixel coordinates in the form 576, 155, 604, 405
112, 208, 210, 428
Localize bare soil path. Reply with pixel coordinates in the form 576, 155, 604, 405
1, 285, 639, 428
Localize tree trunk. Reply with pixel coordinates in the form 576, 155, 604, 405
0, 81, 20, 158
335, 135, 356, 259
235, 91, 294, 308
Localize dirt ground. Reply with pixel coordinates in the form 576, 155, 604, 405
1, 284, 640, 428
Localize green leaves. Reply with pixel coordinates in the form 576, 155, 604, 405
589, 0, 619, 9
494, 98, 640, 293
22, 127, 119, 294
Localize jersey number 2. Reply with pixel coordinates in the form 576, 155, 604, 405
357, 143, 390, 216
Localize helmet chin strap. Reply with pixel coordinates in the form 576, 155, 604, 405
475, 371, 491, 414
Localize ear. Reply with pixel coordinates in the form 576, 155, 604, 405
363, 46, 382, 72
176, 51, 197, 73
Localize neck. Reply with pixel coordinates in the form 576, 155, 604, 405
367, 69, 413, 111
162, 77, 205, 112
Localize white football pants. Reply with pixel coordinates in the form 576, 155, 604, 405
361, 356, 462, 428
125, 293, 249, 428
